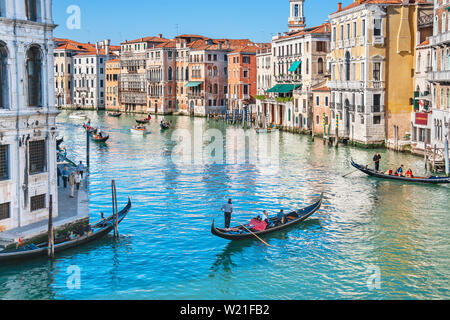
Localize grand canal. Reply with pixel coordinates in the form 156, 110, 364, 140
0, 110, 449, 300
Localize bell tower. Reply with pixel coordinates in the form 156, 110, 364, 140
288, 0, 306, 32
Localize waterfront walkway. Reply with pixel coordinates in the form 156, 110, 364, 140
0, 167, 89, 248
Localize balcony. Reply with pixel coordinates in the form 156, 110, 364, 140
188, 92, 204, 99
428, 70, 450, 83
344, 39, 349, 47
336, 103, 343, 111
348, 104, 355, 112
357, 105, 365, 113
358, 36, 365, 46
373, 36, 385, 46
368, 80, 385, 89
331, 42, 336, 50
430, 31, 450, 46
372, 105, 385, 113
338, 40, 343, 49
330, 102, 335, 108
350, 38, 356, 47
327, 81, 364, 91
275, 74, 302, 83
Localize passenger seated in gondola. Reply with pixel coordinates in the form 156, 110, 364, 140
248, 217, 268, 232
406, 169, 414, 178
277, 210, 286, 225
395, 165, 404, 176
384, 169, 393, 175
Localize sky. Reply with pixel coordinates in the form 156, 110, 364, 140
53, 0, 353, 45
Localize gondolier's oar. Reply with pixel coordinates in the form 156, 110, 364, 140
342, 170, 358, 178
231, 217, 272, 247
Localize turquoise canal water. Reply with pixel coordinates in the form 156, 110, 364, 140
0, 110, 449, 300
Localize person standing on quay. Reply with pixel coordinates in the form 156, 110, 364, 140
69, 172, 76, 198
373, 153, 382, 172
75, 170, 82, 191
62, 166, 69, 188
221, 199, 233, 230
77, 161, 85, 178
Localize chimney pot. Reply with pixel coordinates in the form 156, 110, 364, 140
338, 2, 342, 11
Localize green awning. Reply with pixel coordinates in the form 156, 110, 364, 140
266, 84, 283, 93
266, 84, 300, 93
288, 61, 302, 72
184, 81, 202, 88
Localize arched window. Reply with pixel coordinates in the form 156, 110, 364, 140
185, 67, 189, 81
26, 46, 42, 107
318, 58, 324, 74
168, 67, 173, 81
25, 0, 38, 22
0, 43, 8, 109
214, 84, 218, 94
181, 67, 184, 81
345, 51, 351, 81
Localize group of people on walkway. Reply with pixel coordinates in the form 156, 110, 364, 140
373, 153, 414, 177
57, 161, 86, 198
221, 199, 288, 232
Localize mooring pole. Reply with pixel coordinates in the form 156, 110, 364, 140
86, 129, 90, 171
48, 195, 54, 258
445, 133, 449, 176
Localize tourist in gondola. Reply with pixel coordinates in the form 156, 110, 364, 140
373, 153, 381, 172
277, 209, 286, 225
221, 199, 233, 230
406, 168, 414, 178
395, 165, 405, 176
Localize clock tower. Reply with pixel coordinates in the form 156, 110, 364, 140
288, 0, 306, 32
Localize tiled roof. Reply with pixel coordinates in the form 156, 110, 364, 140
277, 22, 331, 40
330, 0, 427, 15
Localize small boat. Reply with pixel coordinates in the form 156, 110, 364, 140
91, 134, 109, 143
69, 112, 87, 120
160, 122, 170, 130
211, 194, 323, 241
107, 112, 122, 117
130, 125, 148, 135
0, 198, 132, 264
56, 137, 64, 147
350, 159, 450, 184
136, 119, 150, 124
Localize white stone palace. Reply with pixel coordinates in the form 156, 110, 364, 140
0, 0, 58, 232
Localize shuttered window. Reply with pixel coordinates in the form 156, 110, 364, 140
30, 194, 46, 212
29, 140, 47, 174
0, 202, 10, 220
0, 144, 8, 181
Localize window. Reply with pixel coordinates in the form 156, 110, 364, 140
168, 67, 173, 81
373, 62, 381, 81
345, 52, 351, 81
29, 140, 46, 174
318, 58, 324, 74
30, 194, 46, 212
0, 144, 9, 181
373, 116, 381, 125
25, 0, 38, 22
26, 46, 42, 107
0, 202, 10, 221
0, 43, 8, 109
374, 19, 382, 37
316, 96, 320, 106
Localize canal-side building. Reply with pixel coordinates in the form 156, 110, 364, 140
119, 36, 168, 113
259, 0, 330, 129
327, 0, 430, 147
105, 58, 120, 111
0, 0, 59, 231
146, 40, 177, 115
227, 45, 260, 115
312, 83, 331, 136
428, 0, 450, 151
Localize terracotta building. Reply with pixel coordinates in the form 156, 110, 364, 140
105, 58, 120, 111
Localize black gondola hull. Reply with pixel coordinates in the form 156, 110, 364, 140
0, 199, 132, 263
351, 160, 450, 184
211, 194, 323, 241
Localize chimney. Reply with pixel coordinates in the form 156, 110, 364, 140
159, 33, 163, 38
338, 2, 342, 11
95, 42, 99, 55
105, 39, 110, 56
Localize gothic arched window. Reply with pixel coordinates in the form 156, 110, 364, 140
26, 46, 43, 107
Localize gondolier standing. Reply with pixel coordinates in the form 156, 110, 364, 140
221, 199, 233, 230
373, 153, 381, 172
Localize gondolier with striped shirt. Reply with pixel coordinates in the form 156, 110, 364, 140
373, 153, 381, 172
221, 199, 233, 230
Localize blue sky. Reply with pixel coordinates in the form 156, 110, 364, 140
53, 0, 353, 45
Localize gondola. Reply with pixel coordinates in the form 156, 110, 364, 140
211, 194, 323, 241
83, 124, 97, 135
107, 112, 122, 117
91, 134, 109, 143
160, 122, 170, 130
130, 125, 148, 135
0, 198, 132, 263
350, 159, 450, 184
136, 119, 150, 124
56, 137, 64, 147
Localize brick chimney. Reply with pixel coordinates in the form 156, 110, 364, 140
338, 2, 342, 11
